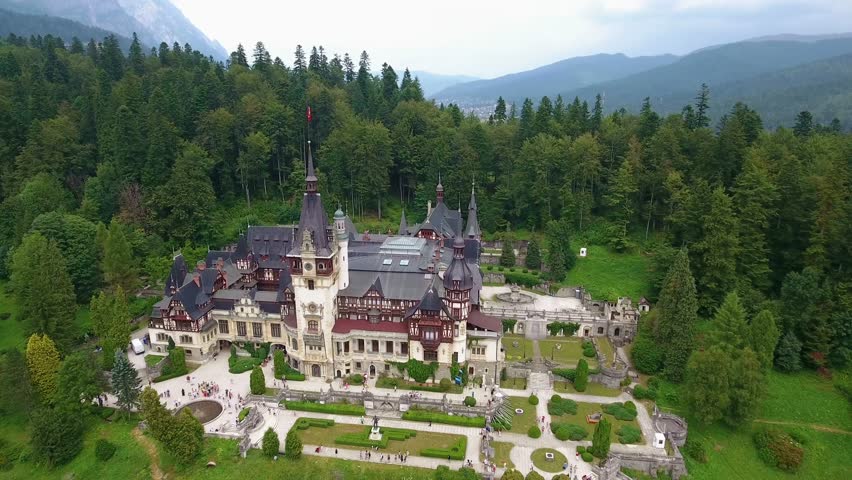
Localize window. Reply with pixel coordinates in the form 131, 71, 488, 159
291, 337, 298, 350
308, 320, 319, 333
424, 351, 438, 361
385, 364, 391, 371
401, 342, 408, 354
382, 258, 392, 265
308, 280, 315, 290
344, 341, 350, 353
357, 339, 365, 352
253, 322, 263, 337
355, 362, 362, 370
371, 340, 379, 352
472, 346, 486, 356
218, 320, 229, 334
185, 349, 192, 356
386, 341, 394, 354
424, 329, 438, 341
597, 327, 604, 334
399, 259, 410, 266
179, 335, 192, 344
271, 323, 281, 337
156, 333, 168, 342
454, 325, 459, 337
237, 321, 247, 337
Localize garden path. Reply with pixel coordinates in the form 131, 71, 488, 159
132, 427, 164, 480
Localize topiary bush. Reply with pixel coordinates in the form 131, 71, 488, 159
528, 394, 539, 405
439, 377, 452, 392
552, 423, 587, 441
616, 425, 642, 444
576, 446, 585, 454
603, 402, 637, 421
464, 396, 476, 407
94, 439, 116, 461
548, 395, 578, 416
581, 451, 593, 462
528, 425, 542, 439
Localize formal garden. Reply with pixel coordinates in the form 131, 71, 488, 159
292, 417, 468, 460
546, 396, 644, 445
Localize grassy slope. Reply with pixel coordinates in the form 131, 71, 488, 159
539, 338, 597, 368
508, 396, 538, 433
563, 245, 653, 301
653, 370, 852, 480
501, 335, 534, 361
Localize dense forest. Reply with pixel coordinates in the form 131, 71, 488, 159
0, 29, 849, 475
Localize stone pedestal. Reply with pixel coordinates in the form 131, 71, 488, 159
368, 426, 382, 441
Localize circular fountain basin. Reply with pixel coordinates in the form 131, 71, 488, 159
176, 399, 224, 424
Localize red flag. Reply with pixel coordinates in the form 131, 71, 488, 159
306, 106, 312, 123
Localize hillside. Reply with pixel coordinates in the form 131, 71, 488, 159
411, 70, 479, 97
561, 37, 852, 125
431, 53, 678, 104
0, 8, 133, 50
0, 0, 226, 59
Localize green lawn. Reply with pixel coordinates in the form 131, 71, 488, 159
508, 396, 539, 433
531, 448, 568, 473
553, 380, 621, 397
488, 441, 515, 469
295, 419, 465, 455
501, 335, 534, 362
651, 370, 852, 480
539, 338, 597, 368
563, 245, 652, 301
500, 377, 527, 390
549, 401, 642, 444
144, 354, 166, 366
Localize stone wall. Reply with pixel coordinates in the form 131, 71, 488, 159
612, 446, 688, 480
483, 272, 505, 284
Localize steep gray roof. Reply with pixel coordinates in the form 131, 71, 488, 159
444, 237, 474, 290
465, 184, 481, 238
398, 210, 409, 236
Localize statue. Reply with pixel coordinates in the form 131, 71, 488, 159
369, 415, 382, 441
372, 415, 379, 429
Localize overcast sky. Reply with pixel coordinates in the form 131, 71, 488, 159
172, 0, 852, 79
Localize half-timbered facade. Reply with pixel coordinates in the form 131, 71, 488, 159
147, 145, 502, 382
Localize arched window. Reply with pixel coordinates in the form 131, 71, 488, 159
597, 327, 604, 334
308, 320, 319, 332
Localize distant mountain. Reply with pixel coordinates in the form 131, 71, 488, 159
410, 71, 479, 97
0, 8, 134, 50
560, 37, 852, 127
0, 0, 227, 59
431, 53, 679, 104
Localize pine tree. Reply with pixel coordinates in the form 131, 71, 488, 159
733, 157, 778, 293
774, 331, 803, 372
494, 97, 507, 123
604, 138, 639, 251
711, 292, 749, 350
111, 350, 141, 418
151, 143, 216, 242
12, 234, 77, 350
128, 33, 145, 75
694, 83, 711, 128
500, 240, 516, 267
102, 221, 136, 293
250, 366, 266, 395
285, 429, 302, 459
793, 111, 813, 137
518, 98, 536, 141
262, 427, 280, 457
693, 187, 739, 313
525, 239, 541, 270
91, 288, 132, 370
655, 249, 698, 382
591, 417, 611, 458
749, 310, 780, 371
574, 358, 589, 392
26, 334, 61, 402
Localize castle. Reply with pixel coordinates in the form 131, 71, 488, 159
147, 145, 504, 382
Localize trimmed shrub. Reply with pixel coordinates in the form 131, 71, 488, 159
504, 270, 540, 288
603, 402, 637, 421
284, 430, 301, 459
753, 429, 804, 472
238, 408, 251, 422
632, 385, 657, 400
616, 425, 642, 444
94, 439, 116, 461
575, 359, 589, 392
682, 437, 707, 464
402, 408, 485, 427
528, 425, 541, 439
283, 364, 305, 381
293, 417, 335, 430
548, 395, 578, 416
282, 401, 365, 416
250, 366, 265, 395
262, 428, 280, 457
582, 345, 596, 358
464, 396, 476, 407
439, 377, 452, 392
553, 423, 587, 441
624, 401, 637, 414
553, 369, 575, 381
528, 394, 539, 405
346, 373, 364, 385
576, 446, 586, 454
581, 451, 593, 462
525, 471, 544, 480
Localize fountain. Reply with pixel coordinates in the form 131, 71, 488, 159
495, 284, 535, 304
176, 400, 223, 424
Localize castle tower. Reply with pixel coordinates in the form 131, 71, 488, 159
286, 142, 338, 378
443, 235, 474, 320
334, 207, 349, 290
465, 181, 481, 241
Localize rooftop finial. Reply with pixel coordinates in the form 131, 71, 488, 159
305, 140, 317, 193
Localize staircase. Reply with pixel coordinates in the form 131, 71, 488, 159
527, 371, 551, 392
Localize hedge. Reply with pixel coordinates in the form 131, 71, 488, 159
581, 452, 593, 462
603, 402, 637, 421
463, 396, 477, 407
153, 369, 187, 383
283, 364, 306, 381
238, 408, 251, 422
421, 437, 467, 460
294, 418, 335, 430
632, 385, 657, 400
576, 446, 586, 454
503, 271, 541, 288
617, 425, 642, 444
282, 401, 365, 416
548, 395, 578, 416
402, 408, 485, 427
335, 427, 418, 449
553, 423, 588, 441
346, 374, 364, 385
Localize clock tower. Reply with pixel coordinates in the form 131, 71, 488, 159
286, 142, 339, 378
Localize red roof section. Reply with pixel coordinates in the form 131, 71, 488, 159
282, 311, 297, 328
332, 318, 409, 334
466, 309, 501, 332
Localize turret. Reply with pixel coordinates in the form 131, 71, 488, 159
335, 207, 350, 289
305, 141, 318, 193
443, 235, 473, 320
436, 174, 444, 204
398, 209, 409, 236
465, 180, 481, 241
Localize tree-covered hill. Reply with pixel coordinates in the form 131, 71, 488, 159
0, 8, 134, 51
432, 53, 678, 104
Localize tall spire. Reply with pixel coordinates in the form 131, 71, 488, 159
465, 179, 481, 240
436, 173, 444, 203
305, 140, 318, 193
398, 209, 409, 236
